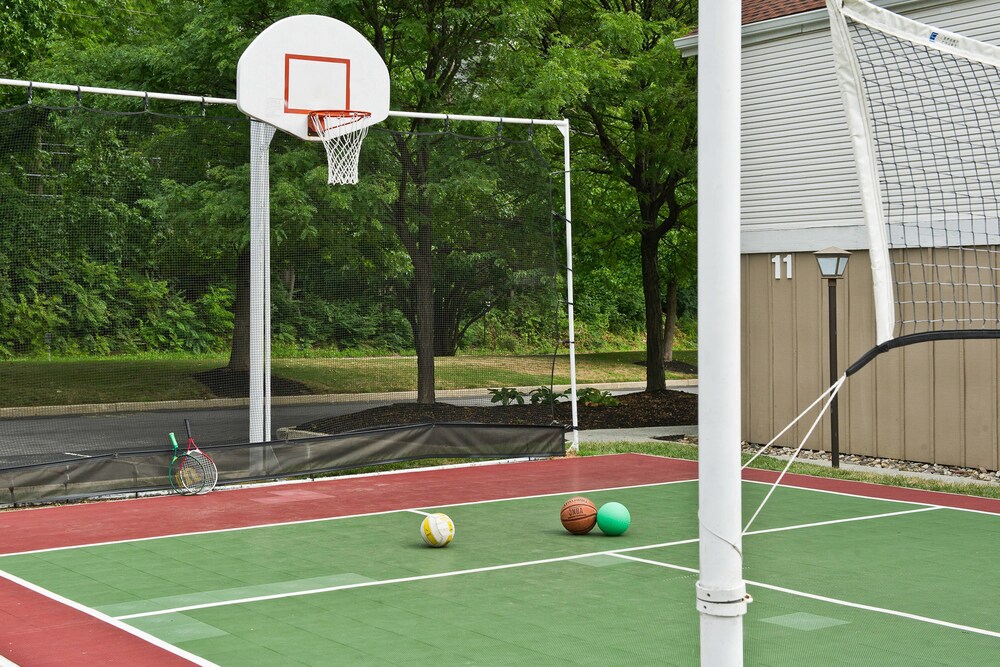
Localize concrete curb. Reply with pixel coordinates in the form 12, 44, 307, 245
576, 426, 698, 443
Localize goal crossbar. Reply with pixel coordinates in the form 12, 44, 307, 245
0, 78, 568, 129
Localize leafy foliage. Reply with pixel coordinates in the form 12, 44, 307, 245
577, 387, 620, 407
488, 387, 525, 406
1, 0, 700, 371
0, 0, 66, 76
528, 385, 569, 405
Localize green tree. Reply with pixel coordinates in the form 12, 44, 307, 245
347, 0, 554, 403
0, 108, 243, 357
489, 0, 698, 389
0, 0, 66, 77
660, 222, 696, 362
570, 0, 697, 391
10, 0, 579, 391
31, 1, 331, 372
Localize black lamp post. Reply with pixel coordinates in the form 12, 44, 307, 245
814, 247, 850, 468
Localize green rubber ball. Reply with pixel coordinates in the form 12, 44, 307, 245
596, 502, 631, 536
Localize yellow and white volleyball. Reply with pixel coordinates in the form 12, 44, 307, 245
420, 513, 455, 548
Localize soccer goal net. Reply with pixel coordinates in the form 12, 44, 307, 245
0, 87, 572, 504
829, 0, 1000, 367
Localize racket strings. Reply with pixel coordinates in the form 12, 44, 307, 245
171, 453, 214, 494
188, 450, 219, 492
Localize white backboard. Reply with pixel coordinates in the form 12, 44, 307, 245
236, 15, 390, 140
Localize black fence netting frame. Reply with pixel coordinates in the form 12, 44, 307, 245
0, 100, 570, 505
0, 424, 565, 506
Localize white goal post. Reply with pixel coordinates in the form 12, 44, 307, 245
696, 0, 748, 665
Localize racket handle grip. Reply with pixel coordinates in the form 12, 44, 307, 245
169, 432, 179, 448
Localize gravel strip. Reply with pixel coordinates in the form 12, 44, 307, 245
748, 444, 1000, 484
670, 436, 1000, 486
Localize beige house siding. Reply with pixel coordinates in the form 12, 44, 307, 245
742, 251, 1000, 470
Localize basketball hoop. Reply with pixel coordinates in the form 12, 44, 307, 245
237, 15, 390, 181
308, 110, 372, 185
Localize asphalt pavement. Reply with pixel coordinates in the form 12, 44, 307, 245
0, 382, 698, 467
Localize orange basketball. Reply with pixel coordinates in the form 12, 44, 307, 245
560, 496, 598, 534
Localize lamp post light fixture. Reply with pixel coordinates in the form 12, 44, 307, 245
815, 247, 851, 280
814, 247, 850, 468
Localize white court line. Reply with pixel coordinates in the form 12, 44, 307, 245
0, 478, 695, 558
0, 569, 219, 666
406, 509, 432, 517
110, 505, 941, 621
6, 487, 987, 643
748, 580, 1000, 639
742, 477, 1000, 517
5, 460, 994, 653
743, 506, 941, 536
113, 537, 701, 620
7, 462, 995, 559
612, 553, 1000, 640
611, 553, 698, 574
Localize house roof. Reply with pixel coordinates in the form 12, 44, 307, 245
742, 0, 826, 25
676, 0, 837, 47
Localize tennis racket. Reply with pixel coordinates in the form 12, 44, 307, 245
182, 419, 218, 494
168, 431, 212, 495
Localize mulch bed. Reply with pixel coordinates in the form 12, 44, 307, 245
194, 365, 698, 435
298, 389, 698, 435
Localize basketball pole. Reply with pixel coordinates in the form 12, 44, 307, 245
696, 0, 749, 665
250, 121, 275, 459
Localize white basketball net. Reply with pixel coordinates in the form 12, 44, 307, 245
308, 111, 371, 185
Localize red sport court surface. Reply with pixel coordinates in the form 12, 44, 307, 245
0, 454, 997, 665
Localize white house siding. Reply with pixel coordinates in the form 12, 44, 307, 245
741, 0, 1000, 254
691, 0, 1000, 468
741, 25, 865, 253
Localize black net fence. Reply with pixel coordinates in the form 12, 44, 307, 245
0, 100, 567, 505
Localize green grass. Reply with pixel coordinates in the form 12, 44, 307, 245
0, 349, 695, 408
0, 358, 220, 406
275, 350, 694, 394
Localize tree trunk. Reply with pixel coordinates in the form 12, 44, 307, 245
433, 295, 458, 357
413, 142, 436, 404
662, 280, 678, 364
390, 135, 437, 404
413, 248, 437, 403
640, 229, 666, 392
227, 248, 250, 372
280, 265, 296, 299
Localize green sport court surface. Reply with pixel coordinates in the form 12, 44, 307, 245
0, 455, 997, 665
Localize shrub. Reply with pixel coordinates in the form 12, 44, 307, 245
577, 387, 620, 407
529, 385, 569, 405
488, 387, 525, 406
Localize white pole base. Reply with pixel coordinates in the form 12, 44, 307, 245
700, 614, 745, 666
